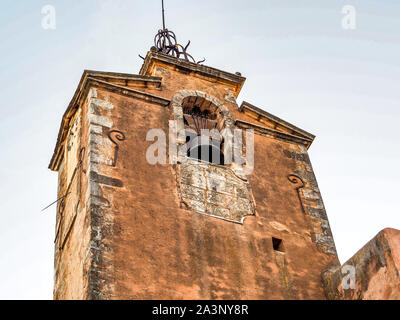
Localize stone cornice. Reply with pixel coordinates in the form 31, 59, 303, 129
239, 101, 315, 142
85, 77, 170, 106
235, 119, 314, 149
83, 70, 163, 88
139, 51, 246, 97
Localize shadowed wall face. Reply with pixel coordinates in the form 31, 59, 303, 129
51, 53, 340, 299
323, 228, 400, 300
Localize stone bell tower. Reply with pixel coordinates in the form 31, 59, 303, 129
49, 20, 400, 299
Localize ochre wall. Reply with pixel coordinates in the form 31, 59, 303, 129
53, 59, 340, 299
54, 104, 91, 299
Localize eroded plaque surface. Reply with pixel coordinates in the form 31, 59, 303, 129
177, 161, 255, 223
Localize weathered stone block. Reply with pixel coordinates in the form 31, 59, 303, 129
206, 204, 230, 219
206, 191, 224, 205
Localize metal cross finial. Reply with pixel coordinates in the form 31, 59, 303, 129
152, 0, 205, 64
162, 0, 166, 30
139, 1, 205, 64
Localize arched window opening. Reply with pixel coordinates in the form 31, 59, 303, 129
183, 106, 217, 134
182, 99, 224, 165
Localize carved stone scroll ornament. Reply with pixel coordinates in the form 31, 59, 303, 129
288, 174, 305, 214
107, 130, 126, 167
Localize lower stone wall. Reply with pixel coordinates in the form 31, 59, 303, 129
322, 228, 400, 300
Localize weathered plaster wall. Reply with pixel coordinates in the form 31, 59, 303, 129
323, 228, 400, 300
148, 62, 337, 257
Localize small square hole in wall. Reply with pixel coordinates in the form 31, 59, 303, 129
272, 237, 285, 253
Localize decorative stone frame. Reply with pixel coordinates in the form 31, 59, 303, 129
170, 90, 237, 166
171, 90, 256, 224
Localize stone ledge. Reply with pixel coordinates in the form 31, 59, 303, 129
239, 101, 315, 141
236, 119, 313, 148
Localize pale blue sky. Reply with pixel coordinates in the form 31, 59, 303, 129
0, 0, 399, 299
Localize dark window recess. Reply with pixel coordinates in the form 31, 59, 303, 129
183, 106, 216, 120
272, 237, 285, 252
183, 105, 224, 165
187, 143, 224, 165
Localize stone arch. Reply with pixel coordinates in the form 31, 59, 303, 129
171, 90, 235, 164
171, 90, 234, 135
